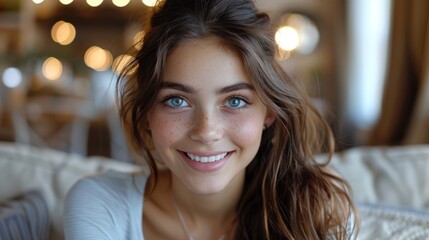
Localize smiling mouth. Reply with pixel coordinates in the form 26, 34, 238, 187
185, 152, 229, 163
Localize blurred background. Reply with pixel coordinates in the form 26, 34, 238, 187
0, 0, 428, 162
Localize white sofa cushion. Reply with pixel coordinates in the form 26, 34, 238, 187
329, 145, 429, 209
358, 203, 429, 239
0, 142, 140, 240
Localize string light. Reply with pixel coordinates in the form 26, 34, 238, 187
142, 0, 157, 7
112, 0, 130, 7
59, 0, 74, 5
87, 0, 103, 7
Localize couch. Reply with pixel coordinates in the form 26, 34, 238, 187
0, 142, 140, 239
1, 142, 429, 239
328, 145, 429, 239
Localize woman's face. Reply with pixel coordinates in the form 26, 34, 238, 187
148, 37, 274, 195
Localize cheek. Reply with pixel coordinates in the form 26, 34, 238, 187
149, 114, 187, 147
228, 115, 264, 146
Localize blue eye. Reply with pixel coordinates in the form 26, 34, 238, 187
164, 97, 189, 108
226, 97, 246, 108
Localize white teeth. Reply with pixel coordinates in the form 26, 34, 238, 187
186, 152, 228, 163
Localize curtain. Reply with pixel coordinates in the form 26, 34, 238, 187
368, 0, 429, 145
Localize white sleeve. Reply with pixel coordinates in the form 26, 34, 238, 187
63, 177, 119, 240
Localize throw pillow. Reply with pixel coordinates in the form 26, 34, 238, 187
0, 190, 50, 240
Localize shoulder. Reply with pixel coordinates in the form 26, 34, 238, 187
67, 169, 148, 201
63, 170, 149, 239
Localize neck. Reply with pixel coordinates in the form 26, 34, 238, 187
168, 171, 244, 237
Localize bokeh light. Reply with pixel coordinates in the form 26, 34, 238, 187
133, 31, 145, 50
32, 0, 44, 4
42, 57, 63, 81
2, 67, 23, 88
51, 21, 76, 45
275, 26, 300, 51
87, 0, 103, 7
59, 0, 74, 5
283, 14, 320, 54
142, 0, 157, 7
112, 54, 134, 75
84, 46, 113, 71
275, 14, 320, 57
112, 0, 130, 7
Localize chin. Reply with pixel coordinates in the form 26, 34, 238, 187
185, 178, 231, 195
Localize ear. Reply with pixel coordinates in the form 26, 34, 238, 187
264, 109, 276, 128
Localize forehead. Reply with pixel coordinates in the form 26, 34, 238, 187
164, 37, 253, 88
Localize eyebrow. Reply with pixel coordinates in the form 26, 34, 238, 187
161, 82, 254, 94
216, 83, 254, 94
160, 82, 195, 93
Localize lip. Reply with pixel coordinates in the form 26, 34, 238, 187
178, 150, 233, 173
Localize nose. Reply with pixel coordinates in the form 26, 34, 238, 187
189, 109, 223, 144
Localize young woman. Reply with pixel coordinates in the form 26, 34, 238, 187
64, 0, 357, 239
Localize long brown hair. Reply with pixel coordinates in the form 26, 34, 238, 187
118, 0, 357, 239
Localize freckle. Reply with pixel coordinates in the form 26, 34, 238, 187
158, 118, 168, 125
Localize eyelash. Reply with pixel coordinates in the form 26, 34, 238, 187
224, 95, 250, 111
159, 94, 251, 111
161, 94, 190, 110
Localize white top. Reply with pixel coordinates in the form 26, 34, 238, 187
63, 169, 356, 239
63, 170, 148, 240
